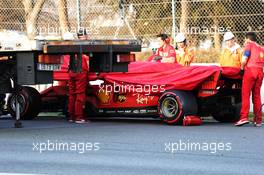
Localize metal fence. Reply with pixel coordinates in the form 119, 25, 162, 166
0, 0, 264, 62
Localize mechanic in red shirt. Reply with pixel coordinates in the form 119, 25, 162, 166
235, 32, 264, 127
64, 29, 89, 124
149, 34, 177, 63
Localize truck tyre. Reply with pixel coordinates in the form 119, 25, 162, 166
7, 86, 41, 120
212, 103, 241, 122
158, 90, 198, 125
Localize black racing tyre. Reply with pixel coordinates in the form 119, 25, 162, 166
158, 90, 198, 125
62, 97, 68, 116
85, 102, 97, 118
212, 103, 241, 123
7, 86, 41, 120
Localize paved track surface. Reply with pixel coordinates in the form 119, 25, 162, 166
0, 116, 263, 175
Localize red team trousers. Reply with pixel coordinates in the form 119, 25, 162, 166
240, 67, 263, 124
68, 71, 88, 121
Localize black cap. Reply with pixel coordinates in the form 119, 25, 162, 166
77, 28, 87, 36
245, 32, 257, 42
157, 33, 169, 41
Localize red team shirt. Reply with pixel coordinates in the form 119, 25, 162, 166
156, 44, 177, 60
244, 41, 264, 68
148, 44, 177, 63
63, 54, 89, 72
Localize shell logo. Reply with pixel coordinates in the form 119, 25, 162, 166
260, 52, 264, 59
98, 90, 110, 104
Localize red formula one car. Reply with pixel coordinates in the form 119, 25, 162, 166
7, 57, 242, 124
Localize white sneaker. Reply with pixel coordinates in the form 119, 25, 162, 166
235, 119, 250, 126
75, 119, 89, 124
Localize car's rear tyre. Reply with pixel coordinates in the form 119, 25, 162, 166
158, 90, 198, 125
7, 86, 41, 120
212, 103, 241, 122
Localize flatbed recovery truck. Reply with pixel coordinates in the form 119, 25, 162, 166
0, 39, 141, 127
